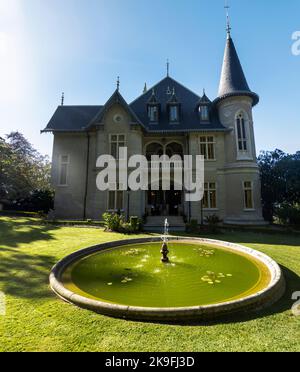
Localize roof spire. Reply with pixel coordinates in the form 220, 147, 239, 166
217, 30, 259, 106
224, 0, 231, 38
166, 59, 170, 77
61, 92, 64, 106
143, 83, 148, 94
117, 76, 120, 91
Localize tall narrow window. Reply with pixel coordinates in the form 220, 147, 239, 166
148, 106, 159, 122
200, 105, 209, 121
202, 183, 217, 209
110, 134, 126, 159
59, 155, 69, 186
108, 185, 124, 211
169, 105, 179, 122
244, 182, 254, 210
199, 136, 215, 160
236, 113, 247, 151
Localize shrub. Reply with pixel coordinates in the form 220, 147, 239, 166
130, 216, 141, 232
102, 213, 142, 233
8, 189, 54, 213
205, 214, 222, 233
102, 213, 124, 232
275, 203, 300, 226
186, 219, 199, 233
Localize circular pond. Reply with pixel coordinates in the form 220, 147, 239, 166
50, 237, 285, 321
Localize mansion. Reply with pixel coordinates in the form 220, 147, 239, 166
43, 30, 265, 226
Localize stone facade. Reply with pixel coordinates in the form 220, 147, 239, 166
45, 33, 266, 225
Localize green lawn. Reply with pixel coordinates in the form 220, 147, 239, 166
0, 216, 299, 352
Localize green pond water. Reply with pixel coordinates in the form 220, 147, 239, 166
63, 242, 270, 308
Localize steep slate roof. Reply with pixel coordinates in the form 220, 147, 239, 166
42, 106, 102, 132
216, 35, 259, 106
43, 77, 226, 133
130, 76, 226, 132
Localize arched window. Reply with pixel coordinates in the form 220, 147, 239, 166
145, 142, 164, 161
165, 142, 183, 158
236, 112, 248, 151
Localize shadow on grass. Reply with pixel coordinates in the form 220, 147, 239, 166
0, 218, 59, 249
0, 218, 60, 299
0, 251, 57, 299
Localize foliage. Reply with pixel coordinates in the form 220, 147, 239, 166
0, 132, 53, 212
9, 189, 54, 214
130, 216, 141, 232
275, 203, 300, 226
102, 213, 141, 234
258, 149, 300, 222
186, 219, 199, 233
205, 214, 222, 233
103, 213, 124, 232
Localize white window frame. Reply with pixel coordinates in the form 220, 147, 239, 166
107, 186, 124, 212
243, 181, 255, 211
58, 155, 69, 187
148, 106, 159, 123
109, 134, 126, 159
202, 182, 218, 210
235, 111, 253, 160
199, 136, 216, 161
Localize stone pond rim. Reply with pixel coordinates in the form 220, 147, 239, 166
49, 237, 286, 322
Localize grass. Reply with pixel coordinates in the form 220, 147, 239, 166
0, 216, 299, 352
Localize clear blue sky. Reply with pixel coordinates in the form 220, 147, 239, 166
0, 0, 299, 157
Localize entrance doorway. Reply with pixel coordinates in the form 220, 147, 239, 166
147, 186, 182, 216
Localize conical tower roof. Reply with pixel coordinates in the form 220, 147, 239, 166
217, 35, 259, 106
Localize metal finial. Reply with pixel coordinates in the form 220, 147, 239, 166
143, 83, 147, 94
225, 0, 231, 37
61, 92, 64, 106
117, 76, 120, 91
203, 88, 206, 96
167, 59, 170, 77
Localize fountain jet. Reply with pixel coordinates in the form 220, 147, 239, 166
161, 219, 170, 263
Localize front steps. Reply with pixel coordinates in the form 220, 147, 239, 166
144, 216, 186, 233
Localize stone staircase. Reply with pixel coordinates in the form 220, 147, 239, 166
144, 216, 186, 233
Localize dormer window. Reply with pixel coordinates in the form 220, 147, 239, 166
148, 105, 159, 122
198, 91, 211, 122
167, 88, 181, 123
200, 105, 209, 121
170, 105, 179, 122
147, 89, 160, 123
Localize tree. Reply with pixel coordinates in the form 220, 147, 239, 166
0, 132, 53, 212
258, 149, 300, 222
